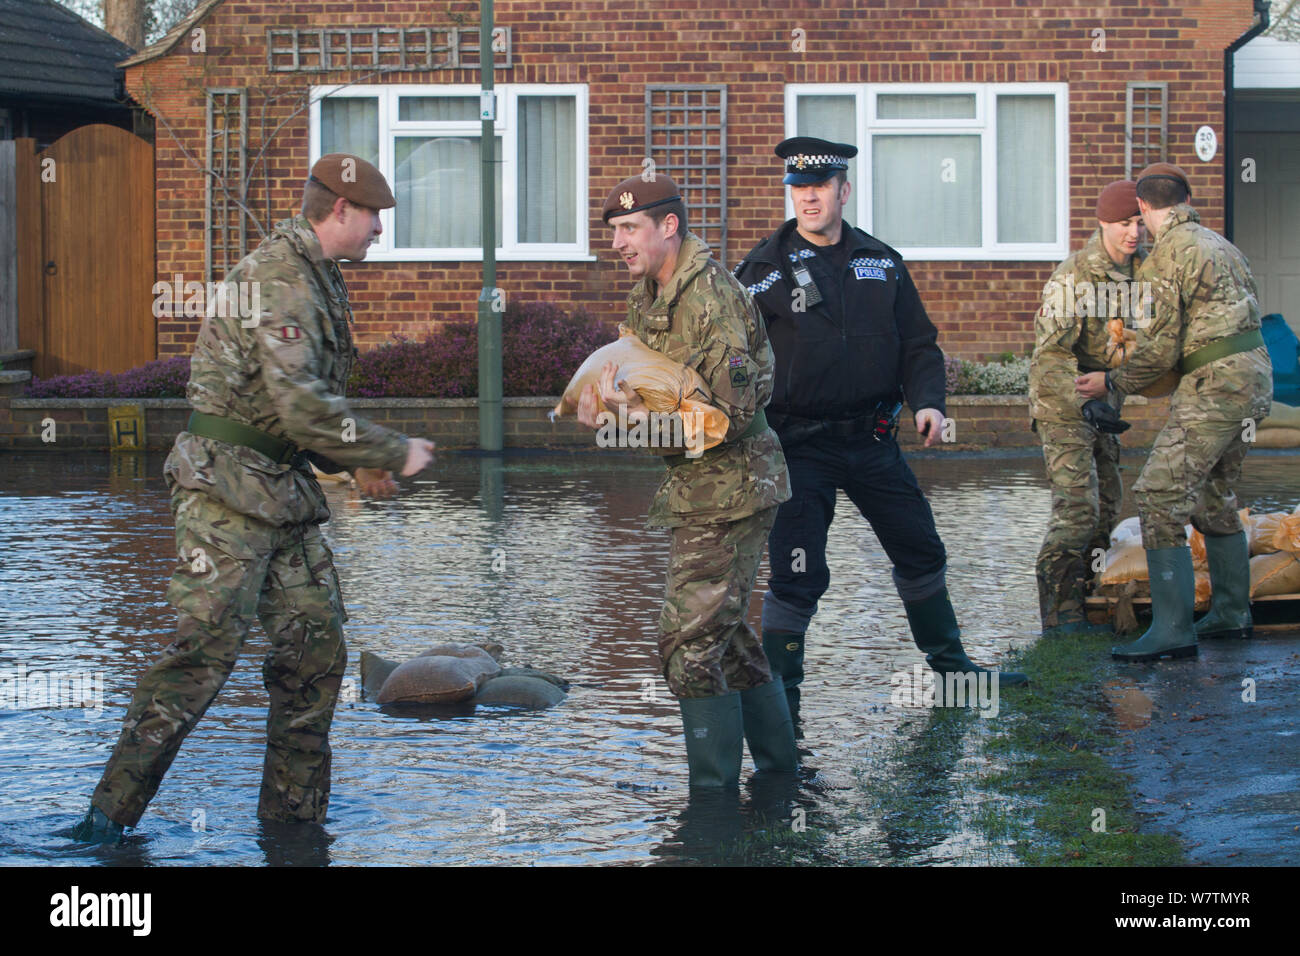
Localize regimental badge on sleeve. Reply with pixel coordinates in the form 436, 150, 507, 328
280, 326, 302, 340
728, 354, 750, 388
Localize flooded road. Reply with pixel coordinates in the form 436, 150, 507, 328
2, 447, 1298, 865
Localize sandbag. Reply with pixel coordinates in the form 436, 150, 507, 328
1194, 569, 1212, 612
472, 675, 566, 709
552, 327, 730, 453
1250, 552, 1300, 598
1104, 322, 1181, 396
1254, 427, 1300, 449
1257, 401, 1300, 430
377, 653, 502, 704
1110, 515, 1142, 548
1248, 512, 1288, 557
1099, 541, 1148, 586
1272, 515, 1300, 555
1188, 510, 1252, 569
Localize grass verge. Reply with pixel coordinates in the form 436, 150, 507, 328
970, 632, 1185, 865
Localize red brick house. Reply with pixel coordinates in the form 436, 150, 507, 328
118, 0, 1278, 364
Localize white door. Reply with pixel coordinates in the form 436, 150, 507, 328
1234, 132, 1300, 337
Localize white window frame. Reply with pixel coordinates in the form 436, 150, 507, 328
309, 83, 592, 261
785, 82, 1069, 260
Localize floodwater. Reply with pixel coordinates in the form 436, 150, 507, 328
1, 447, 1298, 866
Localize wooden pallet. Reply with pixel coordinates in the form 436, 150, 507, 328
1086, 593, 1300, 631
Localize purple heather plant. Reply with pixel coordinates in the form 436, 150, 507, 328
25, 356, 191, 399
349, 301, 615, 398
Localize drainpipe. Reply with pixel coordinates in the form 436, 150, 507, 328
1224, 0, 1270, 241
478, 0, 503, 452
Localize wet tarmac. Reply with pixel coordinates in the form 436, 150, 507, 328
1109, 634, 1300, 866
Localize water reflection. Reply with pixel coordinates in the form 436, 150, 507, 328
1, 448, 1297, 865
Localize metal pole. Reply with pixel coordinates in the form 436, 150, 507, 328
477, 0, 503, 451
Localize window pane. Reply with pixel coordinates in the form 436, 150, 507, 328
872, 135, 980, 247
997, 95, 1056, 243
394, 136, 502, 248
320, 98, 378, 165
877, 94, 976, 120
398, 97, 480, 122
796, 94, 857, 225
518, 96, 577, 244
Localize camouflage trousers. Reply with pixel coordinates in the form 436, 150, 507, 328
660, 506, 778, 699
1035, 419, 1122, 627
91, 489, 348, 827
1135, 350, 1272, 550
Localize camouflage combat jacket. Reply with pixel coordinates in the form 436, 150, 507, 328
1030, 229, 1142, 423
1108, 204, 1272, 418
623, 232, 791, 528
165, 216, 409, 527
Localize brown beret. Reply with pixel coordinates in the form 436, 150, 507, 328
309, 153, 396, 210
1096, 180, 1139, 222
601, 173, 682, 223
1135, 162, 1191, 200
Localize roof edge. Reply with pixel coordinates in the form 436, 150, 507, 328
117, 0, 226, 68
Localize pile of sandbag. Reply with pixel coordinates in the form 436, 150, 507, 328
1098, 505, 1300, 605
1255, 401, 1300, 449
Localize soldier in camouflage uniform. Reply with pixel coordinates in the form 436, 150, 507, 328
577, 173, 796, 788
71, 154, 435, 840
1031, 180, 1144, 637
1077, 163, 1272, 661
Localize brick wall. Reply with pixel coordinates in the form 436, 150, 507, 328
126, 0, 1253, 361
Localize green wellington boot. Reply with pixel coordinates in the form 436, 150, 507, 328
67, 805, 125, 844
1112, 546, 1198, 661
1195, 530, 1253, 640
677, 693, 744, 788
739, 680, 798, 772
903, 589, 1028, 687
761, 630, 805, 722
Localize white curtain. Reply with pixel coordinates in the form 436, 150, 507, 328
796, 94, 858, 224
872, 134, 981, 247
320, 98, 379, 165
997, 95, 1055, 243
395, 136, 502, 248
518, 96, 576, 243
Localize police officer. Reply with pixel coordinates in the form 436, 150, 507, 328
1031, 180, 1144, 638
734, 137, 1027, 722
577, 173, 796, 788
1077, 163, 1272, 661
71, 154, 435, 840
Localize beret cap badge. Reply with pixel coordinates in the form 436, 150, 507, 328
619, 191, 635, 210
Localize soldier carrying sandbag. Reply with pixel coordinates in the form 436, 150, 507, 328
575, 173, 797, 788
1077, 163, 1273, 661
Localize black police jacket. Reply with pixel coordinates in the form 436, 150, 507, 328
734, 219, 947, 421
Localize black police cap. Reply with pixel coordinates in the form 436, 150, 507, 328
775, 136, 858, 185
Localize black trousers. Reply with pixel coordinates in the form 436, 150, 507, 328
763, 431, 947, 633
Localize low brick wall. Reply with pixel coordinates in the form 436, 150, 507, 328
0, 383, 1174, 453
